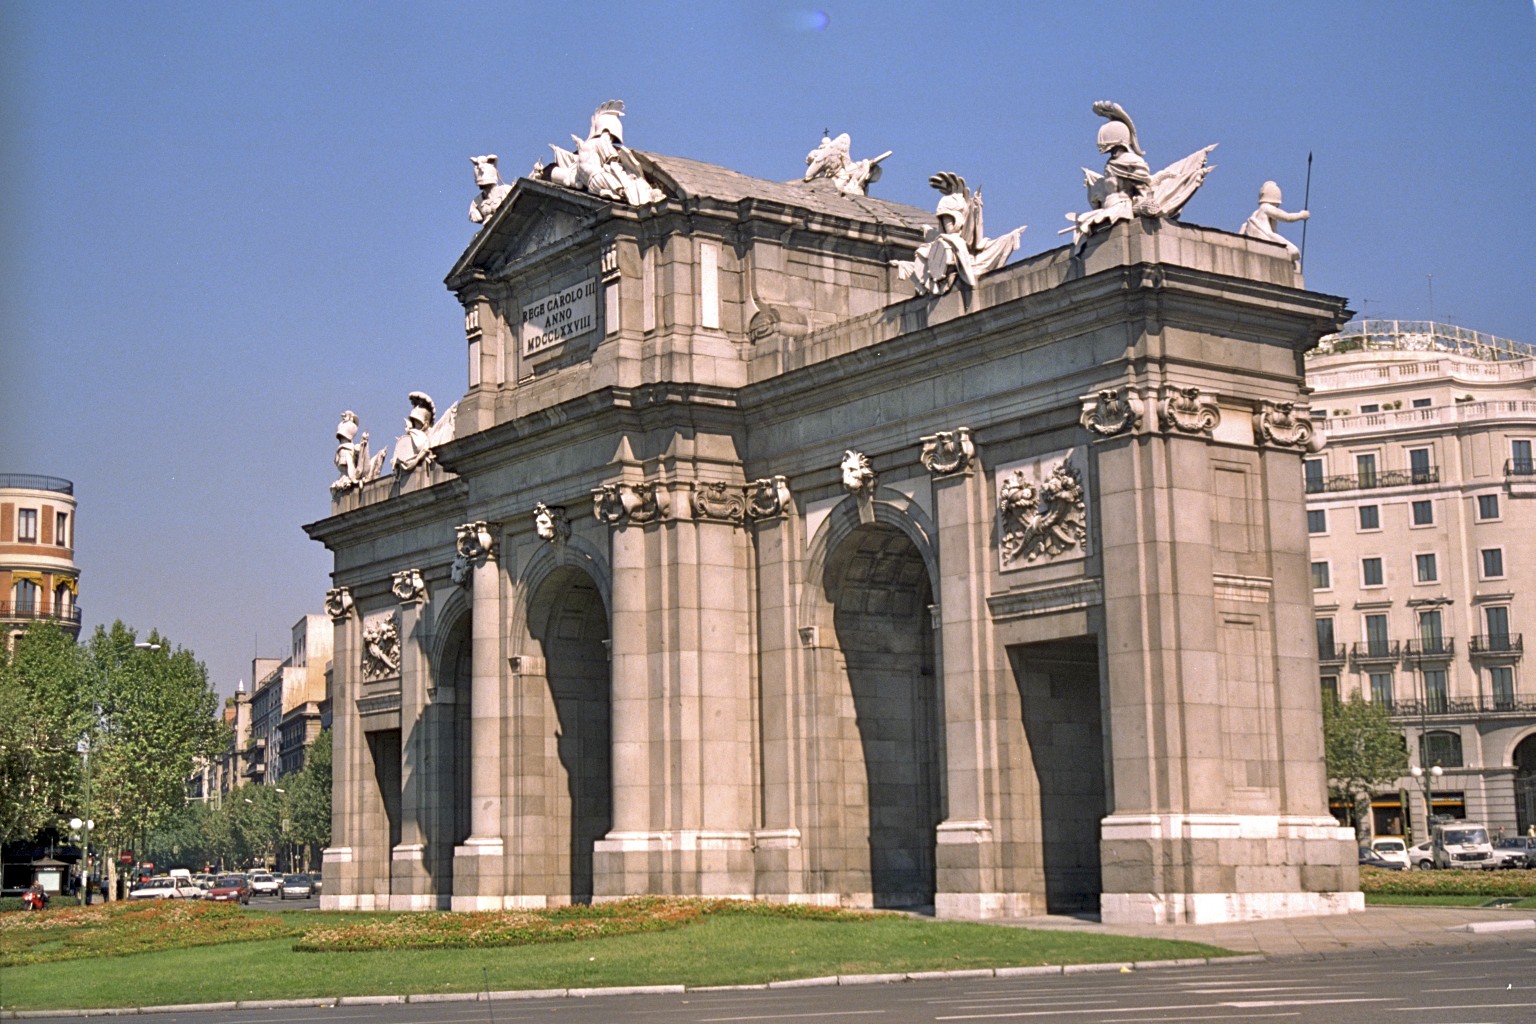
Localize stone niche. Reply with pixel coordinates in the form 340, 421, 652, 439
306, 148, 1358, 925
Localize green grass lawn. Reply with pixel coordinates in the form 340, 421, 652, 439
0, 907, 1233, 1012
1364, 893, 1536, 909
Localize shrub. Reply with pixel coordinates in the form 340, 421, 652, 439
1359, 866, 1536, 897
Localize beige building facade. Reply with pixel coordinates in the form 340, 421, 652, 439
1304, 321, 1536, 837
1, 474, 81, 647
306, 154, 1360, 925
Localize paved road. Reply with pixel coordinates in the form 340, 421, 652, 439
14, 940, 1536, 1023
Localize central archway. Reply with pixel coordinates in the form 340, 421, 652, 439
823, 521, 940, 908
527, 565, 612, 903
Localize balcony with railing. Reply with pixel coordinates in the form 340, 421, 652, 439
1305, 467, 1440, 494
1392, 692, 1536, 719
1469, 633, 1523, 659
1350, 640, 1402, 665
1317, 641, 1348, 665
0, 602, 83, 625
1404, 636, 1456, 662
1507, 459, 1535, 478
0, 474, 74, 495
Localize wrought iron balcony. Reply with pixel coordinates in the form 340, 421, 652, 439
1317, 641, 1348, 665
1506, 458, 1535, 478
1404, 637, 1456, 661
1350, 640, 1402, 664
0, 603, 83, 624
1469, 633, 1523, 657
0, 474, 74, 495
1391, 692, 1536, 717
1305, 467, 1440, 493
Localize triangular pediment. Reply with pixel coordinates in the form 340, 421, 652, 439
446, 179, 610, 287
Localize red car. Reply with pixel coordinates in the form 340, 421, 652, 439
205, 873, 251, 904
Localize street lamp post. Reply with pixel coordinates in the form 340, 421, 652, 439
1411, 763, 1444, 849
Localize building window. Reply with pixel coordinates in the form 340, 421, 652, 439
1356, 453, 1378, 489
17, 509, 37, 543
1316, 617, 1338, 660
11, 579, 39, 614
1481, 548, 1505, 580
1365, 614, 1391, 657
1321, 676, 1339, 704
1362, 557, 1384, 587
1408, 447, 1433, 483
1485, 606, 1511, 645
1360, 403, 1380, 414
1369, 671, 1394, 708
1412, 398, 1432, 409
1411, 500, 1434, 526
1477, 494, 1500, 521
1513, 439, 1533, 475
1311, 561, 1331, 590
1415, 553, 1438, 583
1421, 729, 1463, 768
1358, 505, 1381, 531
1304, 459, 1324, 493
1418, 610, 1447, 657
1489, 666, 1515, 709
54, 584, 73, 618
54, 512, 68, 547
1422, 668, 1448, 713
1307, 509, 1327, 534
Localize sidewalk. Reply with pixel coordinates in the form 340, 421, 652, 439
993, 904, 1536, 958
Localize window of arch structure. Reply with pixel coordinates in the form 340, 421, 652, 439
1421, 730, 1463, 769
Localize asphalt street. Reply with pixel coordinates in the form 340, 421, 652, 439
14, 939, 1536, 1024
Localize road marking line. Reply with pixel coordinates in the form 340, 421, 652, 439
699, 1011, 886, 1022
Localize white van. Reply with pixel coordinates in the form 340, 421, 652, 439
1432, 822, 1495, 869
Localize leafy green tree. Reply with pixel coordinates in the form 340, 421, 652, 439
287, 728, 332, 870
1323, 689, 1408, 840
83, 623, 226, 896
0, 623, 90, 848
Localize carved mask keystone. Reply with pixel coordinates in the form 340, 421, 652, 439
533, 503, 572, 543
920, 428, 977, 476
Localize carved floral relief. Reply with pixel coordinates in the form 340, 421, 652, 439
360, 612, 402, 681
997, 456, 1088, 567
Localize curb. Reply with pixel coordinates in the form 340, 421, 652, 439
0, 957, 1254, 1018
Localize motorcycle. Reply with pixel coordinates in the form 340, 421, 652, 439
22, 886, 49, 911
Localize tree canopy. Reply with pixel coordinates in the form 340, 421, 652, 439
1323, 688, 1408, 839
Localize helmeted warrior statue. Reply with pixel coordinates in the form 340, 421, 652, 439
1240, 180, 1309, 265
332, 411, 385, 494
892, 172, 1024, 297
538, 100, 665, 207
468, 154, 512, 224
803, 132, 891, 196
1063, 100, 1216, 250
392, 391, 458, 478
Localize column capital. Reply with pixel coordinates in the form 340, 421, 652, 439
920, 427, 977, 477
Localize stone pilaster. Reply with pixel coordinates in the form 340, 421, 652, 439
452, 535, 507, 910
320, 589, 363, 909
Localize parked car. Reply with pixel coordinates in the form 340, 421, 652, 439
206, 874, 251, 904
1369, 837, 1412, 870
127, 877, 203, 900
248, 871, 281, 897
1433, 822, 1496, 869
1408, 840, 1435, 869
1358, 847, 1406, 871
1492, 837, 1536, 868
280, 873, 316, 900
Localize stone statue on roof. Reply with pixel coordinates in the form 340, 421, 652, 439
536, 100, 665, 207
469, 155, 512, 224
803, 132, 891, 196
1063, 100, 1216, 251
1240, 180, 1309, 265
892, 172, 1024, 297
392, 392, 458, 478
332, 411, 385, 495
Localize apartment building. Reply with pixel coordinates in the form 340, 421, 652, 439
1306, 321, 1536, 837
1, 474, 81, 647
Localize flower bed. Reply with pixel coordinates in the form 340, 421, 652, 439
294, 897, 875, 953
0, 900, 297, 966
1359, 866, 1536, 897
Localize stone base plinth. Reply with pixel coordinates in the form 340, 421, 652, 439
593, 830, 754, 899
1099, 813, 1362, 925
933, 818, 1037, 919
388, 843, 451, 910
449, 837, 506, 912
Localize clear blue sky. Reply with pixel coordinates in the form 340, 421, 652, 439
4, 1, 1534, 696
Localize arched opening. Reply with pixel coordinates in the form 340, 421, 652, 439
527, 565, 611, 903
440, 615, 474, 851
1514, 733, 1536, 836
822, 522, 940, 908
